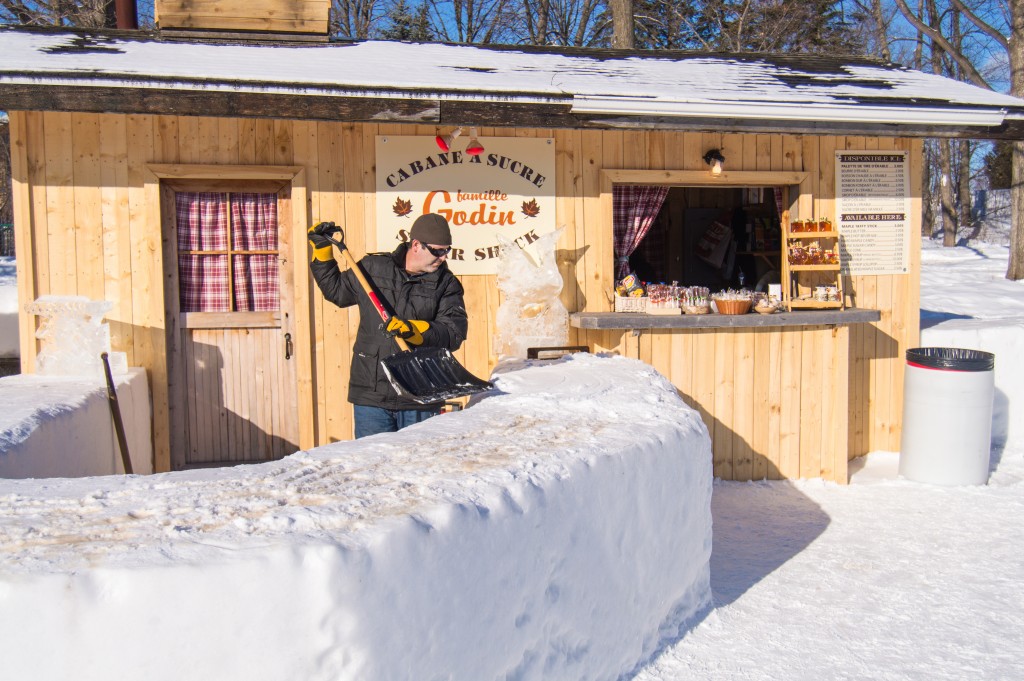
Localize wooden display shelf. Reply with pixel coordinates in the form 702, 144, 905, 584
788, 263, 840, 271
781, 203, 843, 310
787, 231, 838, 239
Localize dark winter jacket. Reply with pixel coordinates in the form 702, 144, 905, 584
310, 242, 468, 409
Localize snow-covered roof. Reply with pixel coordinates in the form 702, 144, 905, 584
2, 26, 1024, 139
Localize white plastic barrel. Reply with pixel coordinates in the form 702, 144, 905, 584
899, 347, 995, 486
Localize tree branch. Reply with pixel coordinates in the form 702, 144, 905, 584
949, 0, 1008, 49
892, 0, 993, 89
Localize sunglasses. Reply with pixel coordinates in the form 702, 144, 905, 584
421, 242, 452, 258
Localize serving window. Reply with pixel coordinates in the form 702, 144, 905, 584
601, 170, 809, 305
619, 185, 785, 292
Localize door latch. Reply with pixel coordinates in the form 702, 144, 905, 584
284, 332, 293, 360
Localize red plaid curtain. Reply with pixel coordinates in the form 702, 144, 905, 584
175, 192, 279, 313
613, 185, 669, 279
177, 192, 229, 312
232, 193, 279, 312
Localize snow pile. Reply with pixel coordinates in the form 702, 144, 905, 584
919, 239, 1024, 449
0, 256, 17, 359
0, 369, 152, 478
0, 354, 713, 681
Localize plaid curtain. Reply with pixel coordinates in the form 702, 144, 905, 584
613, 185, 670, 279
175, 192, 279, 313
231, 193, 279, 312
177, 192, 230, 312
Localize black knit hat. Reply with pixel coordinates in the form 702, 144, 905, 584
410, 213, 452, 246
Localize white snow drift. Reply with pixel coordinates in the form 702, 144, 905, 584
0, 354, 713, 681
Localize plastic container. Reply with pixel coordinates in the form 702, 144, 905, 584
899, 347, 995, 486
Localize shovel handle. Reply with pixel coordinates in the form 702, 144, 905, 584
324, 231, 411, 353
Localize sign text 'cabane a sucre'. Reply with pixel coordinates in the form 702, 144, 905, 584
376, 137, 557, 276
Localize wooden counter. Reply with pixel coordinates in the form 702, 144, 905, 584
571, 309, 880, 330
569, 307, 883, 485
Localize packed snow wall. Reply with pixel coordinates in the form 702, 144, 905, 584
0, 368, 152, 478
0, 354, 713, 681
921, 321, 1023, 451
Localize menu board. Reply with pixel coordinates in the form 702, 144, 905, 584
835, 151, 910, 275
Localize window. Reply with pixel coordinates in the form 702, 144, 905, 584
175, 192, 279, 313
627, 186, 783, 289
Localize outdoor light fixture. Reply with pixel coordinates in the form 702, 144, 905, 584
703, 149, 725, 176
465, 127, 485, 156
435, 126, 463, 152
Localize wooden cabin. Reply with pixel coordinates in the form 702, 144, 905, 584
2, 23, 1023, 482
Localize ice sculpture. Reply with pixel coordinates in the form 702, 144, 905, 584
494, 228, 569, 358
24, 295, 128, 377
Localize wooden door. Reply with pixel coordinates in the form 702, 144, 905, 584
162, 180, 299, 468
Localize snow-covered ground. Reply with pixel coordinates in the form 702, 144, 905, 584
636, 236, 1024, 680
1, 232, 1023, 679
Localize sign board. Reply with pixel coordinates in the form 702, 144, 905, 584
835, 151, 910, 275
376, 136, 557, 275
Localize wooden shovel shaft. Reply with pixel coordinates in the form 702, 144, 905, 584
101, 352, 133, 475
330, 236, 411, 353
321, 227, 494, 403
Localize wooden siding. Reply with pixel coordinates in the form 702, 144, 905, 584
155, 0, 330, 34
8, 112, 920, 480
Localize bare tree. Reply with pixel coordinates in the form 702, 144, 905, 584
892, 0, 1024, 278
0, 117, 11, 228
633, 0, 859, 53
610, 0, 633, 47
521, 0, 607, 46
332, 0, 386, 38
429, 0, 519, 43
0, 0, 111, 27
1009, 0, 1024, 278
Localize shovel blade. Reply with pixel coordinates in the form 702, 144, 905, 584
381, 346, 494, 404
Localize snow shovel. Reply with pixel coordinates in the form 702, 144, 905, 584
323, 228, 494, 404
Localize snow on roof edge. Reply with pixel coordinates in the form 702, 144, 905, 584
2, 27, 1024, 137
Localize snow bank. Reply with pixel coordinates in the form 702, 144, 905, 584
0, 368, 152, 478
0, 354, 713, 681
920, 319, 1022, 450
0, 257, 17, 359
920, 240, 1024, 450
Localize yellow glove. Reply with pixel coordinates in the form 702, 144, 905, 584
308, 222, 340, 262
386, 317, 430, 345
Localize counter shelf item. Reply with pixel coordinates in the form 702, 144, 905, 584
614, 296, 648, 313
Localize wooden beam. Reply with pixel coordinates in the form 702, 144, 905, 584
604, 169, 808, 187
6, 83, 1022, 139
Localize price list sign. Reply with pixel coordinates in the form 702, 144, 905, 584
835, 151, 910, 275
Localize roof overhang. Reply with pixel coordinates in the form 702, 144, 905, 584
3, 27, 1024, 140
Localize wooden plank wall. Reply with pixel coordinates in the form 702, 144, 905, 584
8, 111, 919, 479
155, 0, 330, 34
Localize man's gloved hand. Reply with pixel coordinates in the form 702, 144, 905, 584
308, 222, 341, 261
386, 317, 430, 345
